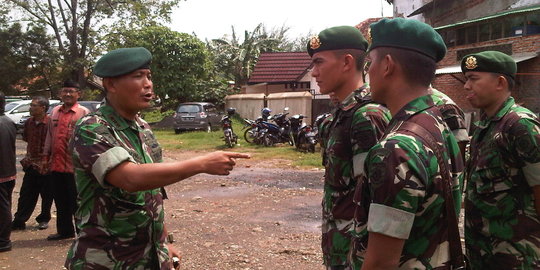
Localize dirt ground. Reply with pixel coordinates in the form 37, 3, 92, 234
1, 139, 327, 270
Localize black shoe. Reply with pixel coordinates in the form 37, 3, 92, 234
46, 233, 74, 241
37, 222, 49, 230
11, 223, 25, 231
0, 242, 12, 252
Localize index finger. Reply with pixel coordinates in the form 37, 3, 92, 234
224, 152, 251, 159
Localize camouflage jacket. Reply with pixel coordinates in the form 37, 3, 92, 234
430, 88, 469, 143
465, 96, 540, 269
351, 95, 464, 269
65, 104, 169, 270
320, 86, 390, 267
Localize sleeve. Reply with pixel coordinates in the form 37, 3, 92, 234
507, 117, 540, 187
351, 104, 389, 178
365, 139, 427, 239
439, 104, 469, 143
71, 119, 135, 187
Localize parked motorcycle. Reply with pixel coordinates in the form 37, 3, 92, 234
261, 108, 293, 147
221, 108, 238, 148
243, 107, 273, 145
289, 114, 317, 153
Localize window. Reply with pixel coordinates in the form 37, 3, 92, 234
466, 25, 478, 44
526, 13, 540, 35
479, 23, 490, 42
504, 15, 525, 37
457, 27, 466, 45
492, 21, 502, 40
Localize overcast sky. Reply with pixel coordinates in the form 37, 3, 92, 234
167, 0, 394, 41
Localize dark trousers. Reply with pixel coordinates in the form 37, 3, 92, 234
0, 180, 15, 247
50, 172, 77, 236
13, 168, 53, 226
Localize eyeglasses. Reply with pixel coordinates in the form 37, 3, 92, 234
61, 89, 79, 94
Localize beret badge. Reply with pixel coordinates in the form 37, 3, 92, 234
366, 28, 372, 44
310, 36, 321, 50
465, 56, 478, 69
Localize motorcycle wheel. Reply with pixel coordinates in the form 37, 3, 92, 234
244, 129, 255, 144
225, 135, 234, 148
263, 133, 274, 147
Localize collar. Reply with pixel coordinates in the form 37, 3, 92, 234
99, 101, 144, 132
31, 115, 49, 125
59, 102, 80, 113
476, 96, 515, 129
392, 94, 436, 122
338, 84, 368, 111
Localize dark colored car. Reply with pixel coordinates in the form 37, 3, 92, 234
173, 102, 222, 134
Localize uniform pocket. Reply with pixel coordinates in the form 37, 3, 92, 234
474, 165, 513, 194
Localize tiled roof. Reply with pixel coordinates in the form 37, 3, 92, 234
248, 52, 312, 84
355, 17, 389, 37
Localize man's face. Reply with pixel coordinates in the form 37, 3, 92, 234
108, 69, 154, 114
29, 99, 46, 117
311, 50, 345, 95
365, 49, 385, 103
59, 87, 80, 106
463, 71, 500, 110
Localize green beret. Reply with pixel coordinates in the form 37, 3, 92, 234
307, 26, 368, 57
461, 51, 516, 79
94, 47, 152, 77
368, 18, 447, 62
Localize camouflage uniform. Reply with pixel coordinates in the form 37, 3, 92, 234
465, 96, 540, 270
430, 88, 469, 144
351, 95, 464, 269
65, 104, 169, 269
320, 86, 390, 268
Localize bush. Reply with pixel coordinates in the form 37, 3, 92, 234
142, 109, 174, 123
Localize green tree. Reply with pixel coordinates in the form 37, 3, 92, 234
209, 23, 281, 86
0, 22, 60, 95
107, 24, 232, 109
6, 0, 181, 87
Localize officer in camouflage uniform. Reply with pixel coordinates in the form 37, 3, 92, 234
350, 18, 464, 269
462, 51, 540, 269
308, 26, 391, 269
65, 47, 249, 269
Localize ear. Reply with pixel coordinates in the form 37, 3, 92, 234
495, 75, 509, 92
103, 78, 116, 94
342, 54, 354, 72
382, 54, 395, 78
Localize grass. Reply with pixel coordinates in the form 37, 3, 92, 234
152, 115, 323, 169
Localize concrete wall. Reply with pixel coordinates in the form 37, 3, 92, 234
267, 91, 313, 121
225, 93, 266, 120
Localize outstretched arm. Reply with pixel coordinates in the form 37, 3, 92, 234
106, 151, 250, 192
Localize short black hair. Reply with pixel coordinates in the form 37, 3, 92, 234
0, 91, 4, 114
375, 47, 436, 87
334, 49, 366, 72
491, 73, 515, 91
33, 96, 50, 111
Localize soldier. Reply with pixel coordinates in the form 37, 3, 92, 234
65, 47, 250, 269
308, 26, 390, 269
351, 18, 464, 269
462, 51, 540, 269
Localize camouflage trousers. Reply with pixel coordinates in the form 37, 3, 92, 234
322, 217, 354, 268
466, 232, 540, 270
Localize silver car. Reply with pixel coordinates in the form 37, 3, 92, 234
173, 102, 222, 134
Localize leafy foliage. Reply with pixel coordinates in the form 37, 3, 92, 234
106, 24, 234, 109
6, 0, 182, 87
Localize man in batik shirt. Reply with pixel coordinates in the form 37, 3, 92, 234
462, 50, 540, 269
308, 26, 390, 269
65, 47, 249, 269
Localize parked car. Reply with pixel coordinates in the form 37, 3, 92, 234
5, 99, 61, 124
173, 102, 222, 134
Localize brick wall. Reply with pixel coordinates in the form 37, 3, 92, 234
433, 34, 540, 113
